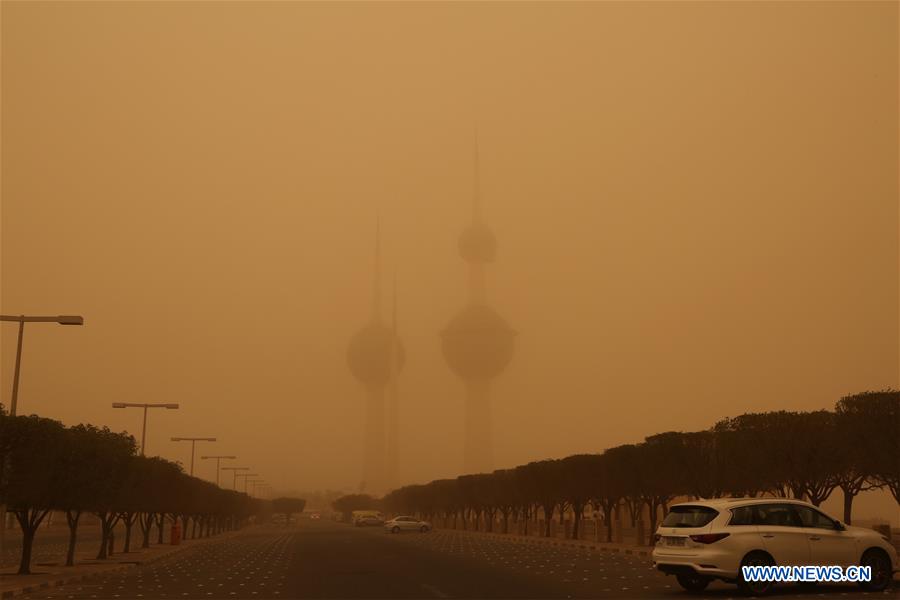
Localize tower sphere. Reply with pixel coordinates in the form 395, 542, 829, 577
458, 223, 497, 263
441, 304, 515, 380
347, 321, 405, 387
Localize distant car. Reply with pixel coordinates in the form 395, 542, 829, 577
310, 513, 321, 520
355, 515, 384, 527
384, 516, 431, 534
652, 498, 897, 595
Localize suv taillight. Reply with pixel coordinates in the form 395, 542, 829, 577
652, 533, 661, 544
689, 533, 730, 544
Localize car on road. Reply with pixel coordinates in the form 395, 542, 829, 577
355, 515, 384, 527
652, 498, 897, 595
310, 513, 321, 520
271, 514, 295, 525
385, 515, 432, 534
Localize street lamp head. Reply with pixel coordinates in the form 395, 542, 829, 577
112, 403, 127, 408
56, 315, 84, 325
164, 403, 179, 409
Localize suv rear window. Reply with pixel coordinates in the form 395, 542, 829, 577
662, 506, 718, 528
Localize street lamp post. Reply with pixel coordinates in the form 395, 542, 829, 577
222, 467, 250, 489
0, 314, 83, 560
1, 314, 84, 416
245, 479, 262, 494
235, 473, 258, 493
200, 455, 237, 486
171, 437, 216, 476
111, 403, 179, 455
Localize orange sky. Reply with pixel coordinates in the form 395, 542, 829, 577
1, 1, 897, 521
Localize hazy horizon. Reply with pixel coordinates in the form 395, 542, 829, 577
2, 2, 897, 523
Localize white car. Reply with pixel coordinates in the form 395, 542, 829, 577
384, 515, 431, 534
652, 498, 897, 595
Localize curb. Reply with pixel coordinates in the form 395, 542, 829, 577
1, 529, 245, 598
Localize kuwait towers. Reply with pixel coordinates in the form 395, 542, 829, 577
441, 139, 516, 474
347, 222, 404, 493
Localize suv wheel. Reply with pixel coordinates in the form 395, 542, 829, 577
675, 573, 710, 592
859, 548, 892, 592
391, 526, 400, 534
419, 525, 429, 533
737, 551, 775, 596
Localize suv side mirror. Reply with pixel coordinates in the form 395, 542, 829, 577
833, 520, 846, 531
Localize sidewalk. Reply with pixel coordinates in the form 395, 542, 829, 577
0, 529, 245, 599
435, 527, 654, 557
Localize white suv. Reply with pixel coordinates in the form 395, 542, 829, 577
652, 498, 897, 595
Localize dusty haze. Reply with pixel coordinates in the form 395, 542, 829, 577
1, 2, 898, 521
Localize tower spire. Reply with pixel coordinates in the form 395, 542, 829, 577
386, 271, 401, 489
392, 271, 398, 333
473, 126, 482, 225
372, 215, 382, 321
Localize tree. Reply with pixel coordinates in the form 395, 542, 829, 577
515, 460, 562, 537
557, 455, 599, 540
713, 411, 841, 504
271, 497, 307, 524
592, 451, 623, 542
835, 391, 900, 516
86, 428, 138, 559
55, 424, 118, 565
0, 414, 68, 574
331, 494, 379, 521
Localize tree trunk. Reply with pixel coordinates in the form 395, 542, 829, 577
122, 513, 135, 552
842, 486, 854, 524
96, 512, 120, 559
96, 514, 110, 559
139, 513, 153, 548
647, 499, 660, 545
65, 509, 82, 566
14, 509, 48, 575
543, 505, 553, 537
18, 525, 36, 575
155, 514, 165, 544
606, 513, 613, 542
572, 503, 583, 540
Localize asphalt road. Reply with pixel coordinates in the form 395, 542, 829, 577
19, 520, 900, 599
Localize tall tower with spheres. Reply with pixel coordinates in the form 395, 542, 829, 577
347, 221, 404, 493
441, 138, 516, 474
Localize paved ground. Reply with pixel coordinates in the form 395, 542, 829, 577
15, 521, 899, 599
2, 524, 147, 569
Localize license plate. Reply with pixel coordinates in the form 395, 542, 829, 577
665, 537, 685, 547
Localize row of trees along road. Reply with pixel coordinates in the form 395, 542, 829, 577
0, 409, 262, 575
381, 391, 898, 545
